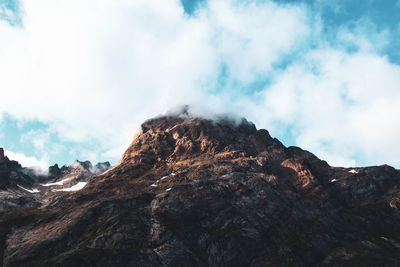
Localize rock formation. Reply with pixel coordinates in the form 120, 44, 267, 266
0, 148, 5, 162
0, 114, 399, 266
41, 160, 111, 188
0, 148, 111, 211
0, 150, 34, 191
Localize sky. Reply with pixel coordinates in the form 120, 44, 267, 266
0, 0, 399, 169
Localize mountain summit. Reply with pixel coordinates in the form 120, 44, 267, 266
1, 114, 400, 266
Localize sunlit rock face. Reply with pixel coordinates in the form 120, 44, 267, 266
1, 113, 400, 266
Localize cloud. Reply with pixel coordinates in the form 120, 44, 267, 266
20, 129, 51, 153
4, 149, 49, 170
259, 49, 400, 167
0, 0, 399, 168
0, 0, 308, 162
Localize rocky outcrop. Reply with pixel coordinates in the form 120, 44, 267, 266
0, 115, 399, 266
0, 149, 34, 191
0, 148, 39, 212
41, 160, 111, 187
0, 148, 5, 162
0, 148, 111, 212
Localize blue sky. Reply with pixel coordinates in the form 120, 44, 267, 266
0, 0, 400, 169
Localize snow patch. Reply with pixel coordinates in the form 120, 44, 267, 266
166, 188, 172, 192
41, 181, 63, 187
161, 173, 176, 180
349, 169, 358, 174
17, 185, 40, 193
55, 182, 87, 192
166, 125, 178, 133
330, 179, 337, 183
151, 183, 157, 187
41, 176, 74, 187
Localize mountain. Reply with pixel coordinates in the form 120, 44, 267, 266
0, 148, 40, 211
0, 149, 111, 212
42, 160, 111, 188
1, 114, 400, 266
0, 148, 35, 191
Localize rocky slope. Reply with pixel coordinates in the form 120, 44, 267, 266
0, 148, 35, 191
0, 149, 111, 212
0, 114, 399, 266
0, 148, 40, 211
40, 160, 111, 189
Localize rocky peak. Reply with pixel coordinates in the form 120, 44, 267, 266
94, 161, 111, 173
0, 147, 4, 161
47, 163, 60, 177
70, 160, 91, 170
47, 160, 111, 178
121, 115, 283, 170
0, 149, 33, 191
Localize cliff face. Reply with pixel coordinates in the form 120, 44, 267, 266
0, 148, 35, 191
0, 149, 40, 211
1, 115, 400, 266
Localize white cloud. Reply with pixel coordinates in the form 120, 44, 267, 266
0, 0, 399, 168
20, 129, 51, 153
0, 0, 308, 163
258, 49, 400, 167
4, 150, 49, 170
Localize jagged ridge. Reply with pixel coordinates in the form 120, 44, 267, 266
0, 148, 111, 212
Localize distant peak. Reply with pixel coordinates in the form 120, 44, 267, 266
94, 161, 111, 168
0, 147, 12, 164
71, 160, 93, 170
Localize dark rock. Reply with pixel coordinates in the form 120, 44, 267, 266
48, 163, 61, 177
0, 148, 4, 162
0, 150, 33, 191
